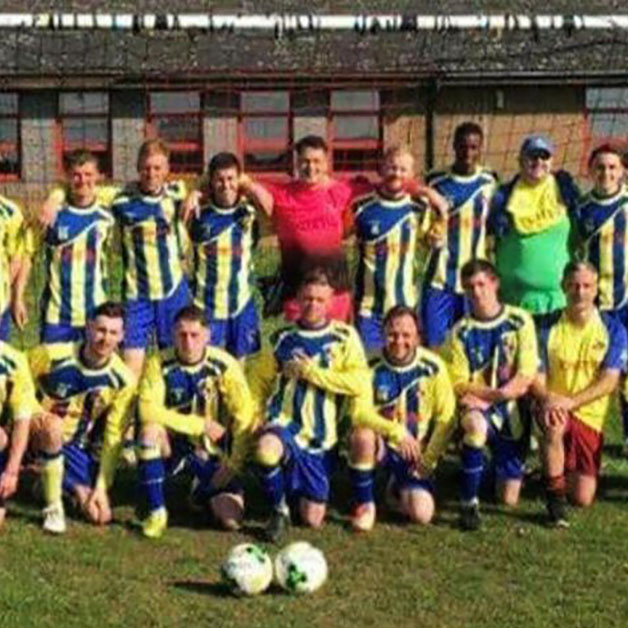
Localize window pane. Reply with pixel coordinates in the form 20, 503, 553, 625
586, 87, 628, 111
60, 92, 108, 115
242, 91, 289, 113
0, 119, 17, 143
151, 92, 200, 114
590, 112, 628, 137
244, 150, 291, 172
62, 118, 108, 145
0, 149, 18, 176
153, 117, 200, 143
169, 150, 203, 174
244, 117, 288, 141
0, 94, 17, 115
335, 116, 379, 141
331, 90, 379, 111
333, 148, 380, 172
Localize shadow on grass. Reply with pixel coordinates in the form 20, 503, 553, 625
172, 580, 233, 598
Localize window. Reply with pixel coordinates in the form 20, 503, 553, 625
330, 90, 381, 173
59, 92, 110, 175
585, 87, 628, 166
240, 91, 291, 174
147, 92, 203, 174
0, 93, 19, 180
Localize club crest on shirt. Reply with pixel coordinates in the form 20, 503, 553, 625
375, 385, 390, 404
57, 226, 69, 241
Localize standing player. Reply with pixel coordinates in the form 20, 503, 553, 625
533, 261, 627, 525
0, 193, 26, 340
111, 140, 190, 377
249, 270, 370, 542
21, 150, 114, 343
28, 303, 136, 533
187, 152, 260, 359
572, 144, 628, 453
351, 147, 434, 352
422, 122, 498, 348
0, 339, 37, 527
448, 260, 538, 530
348, 306, 456, 531
137, 306, 256, 538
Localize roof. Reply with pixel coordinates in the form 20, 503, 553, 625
0, 2, 627, 84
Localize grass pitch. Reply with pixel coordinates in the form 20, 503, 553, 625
5, 246, 628, 627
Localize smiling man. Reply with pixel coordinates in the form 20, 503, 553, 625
28, 302, 136, 534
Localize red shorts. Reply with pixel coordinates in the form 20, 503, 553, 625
283, 290, 353, 323
564, 414, 603, 477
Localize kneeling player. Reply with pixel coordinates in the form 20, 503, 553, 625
533, 261, 627, 526
137, 306, 255, 538
448, 260, 538, 530
348, 306, 456, 531
29, 303, 136, 533
0, 340, 36, 527
249, 270, 370, 542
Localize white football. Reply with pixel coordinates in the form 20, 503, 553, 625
274, 541, 328, 594
221, 543, 273, 596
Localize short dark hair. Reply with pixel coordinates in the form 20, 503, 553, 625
208, 152, 241, 179
562, 260, 598, 282
295, 135, 328, 156
297, 267, 332, 291
174, 305, 207, 327
90, 301, 124, 321
460, 259, 499, 283
383, 305, 421, 334
588, 142, 623, 168
453, 122, 484, 147
64, 149, 100, 173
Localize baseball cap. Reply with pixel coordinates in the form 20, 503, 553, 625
520, 135, 554, 157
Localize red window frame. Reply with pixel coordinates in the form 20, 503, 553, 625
146, 91, 203, 175
329, 90, 382, 176
58, 91, 110, 176
0, 93, 20, 182
239, 91, 292, 177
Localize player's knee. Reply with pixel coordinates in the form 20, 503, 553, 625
571, 477, 596, 507
300, 500, 326, 528
461, 411, 487, 447
348, 427, 376, 462
499, 481, 522, 507
37, 415, 63, 451
211, 494, 244, 530
255, 433, 283, 467
0, 426, 9, 452
402, 490, 434, 525
139, 422, 165, 447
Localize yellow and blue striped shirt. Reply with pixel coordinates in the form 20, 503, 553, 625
111, 181, 187, 301
0, 342, 37, 424
575, 188, 628, 311
425, 168, 497, 293
353, 192, 427, 318
248, 321, 369, 453
0, 195, 24, 316
28, 202, 114, 328
188, 198, 257, 319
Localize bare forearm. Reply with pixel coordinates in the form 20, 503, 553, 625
571, 371, 620, 410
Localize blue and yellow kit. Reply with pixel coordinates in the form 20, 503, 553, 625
248, 321, 369, 453
537, 309, 627, 433
138, 346, 256, 470
425, 167, 497, 293
187, 198, 257, 319
0, 342, 37, 425
0, 195, 24, 318
26, 202, 114, 328
448, 304, 538, 438
111, 181, 187, 302
574, 188, 628, 311
29, 343, 136, 489
352, 192, 428, 318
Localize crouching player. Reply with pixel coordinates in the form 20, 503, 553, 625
137, 306, 255, 538
0, 340, 37, 527
448, 260, 538, 531
533, 261, 627, 526
348, 305, 456, 532
249, 270, 370, 542
28, 303, 136, 534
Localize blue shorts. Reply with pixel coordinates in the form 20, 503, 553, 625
40, 322, 85, 344
124, 280, 191, 350
0, 309, 9, 342
62, 443, 98, 494
270, 426, 337, 504
383, 445, 434, 494
420, 286, 468, 348
355, 314, 385, 353
206, 299, 261, 358
166, 435, 242, 499
483, 410, 528, 481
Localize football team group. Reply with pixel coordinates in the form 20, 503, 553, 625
0, 120, 625, 542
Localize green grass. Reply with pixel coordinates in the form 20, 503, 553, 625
6, 247, 628, 627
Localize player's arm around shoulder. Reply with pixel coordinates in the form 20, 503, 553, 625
246, 340, 280, 422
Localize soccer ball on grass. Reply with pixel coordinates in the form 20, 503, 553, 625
221, 543, 273, 596
274, 541, 328, 594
